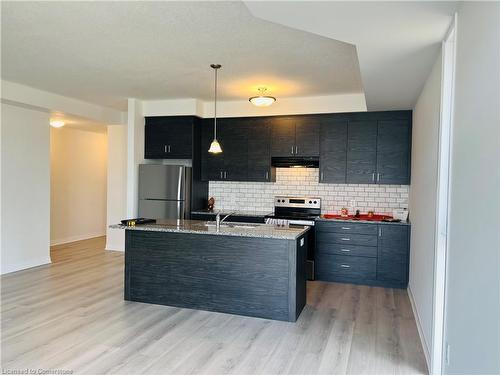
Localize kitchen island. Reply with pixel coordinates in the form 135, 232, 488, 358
115, 219, 309, 322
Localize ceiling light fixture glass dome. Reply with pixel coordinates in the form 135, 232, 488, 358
249, 87, 276, 107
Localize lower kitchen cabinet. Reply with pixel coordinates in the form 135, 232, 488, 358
315, 220, 410, 288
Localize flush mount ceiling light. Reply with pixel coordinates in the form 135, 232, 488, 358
208, 64, 223, 154
249, 87, 276, 107
50, 120, 65, 128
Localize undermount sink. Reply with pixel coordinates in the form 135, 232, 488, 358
202, 222, 257, 229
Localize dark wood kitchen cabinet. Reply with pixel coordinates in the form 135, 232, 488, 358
270, 117, 296, 157
246, 119, 274, 182
315, 220, 410, 288
144, 116, 194, 159
319, 118, 348, 183
270, 116, 319, 157
346, 120, 378, 184
201, 117, 275, 182
376, 119, 411, 184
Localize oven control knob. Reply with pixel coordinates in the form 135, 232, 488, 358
281, 199, 285, 203
314, 200, 317, 204
309, 200, 312, 204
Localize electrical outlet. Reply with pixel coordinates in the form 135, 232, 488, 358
300, 238, 305, 247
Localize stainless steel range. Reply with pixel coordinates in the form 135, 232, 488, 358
265, 196, 321, 226
265, 196, 321, 280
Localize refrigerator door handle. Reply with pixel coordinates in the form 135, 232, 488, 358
177, 167, 183, 218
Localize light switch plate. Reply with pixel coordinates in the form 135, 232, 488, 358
300, 238, 305, 246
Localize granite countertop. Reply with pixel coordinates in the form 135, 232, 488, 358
191, 209, 273, 217
315, 217, 411, 226
110, 219, 309, 240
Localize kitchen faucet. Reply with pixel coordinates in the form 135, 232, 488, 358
216, 211, 235, 231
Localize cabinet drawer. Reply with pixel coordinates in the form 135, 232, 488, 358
316, 221, 378, 235
378, 225, 409, 250
316, 231, 377, 247
316, 242, 377, 258
316, 254, 376, 280
377, 260, 408, 284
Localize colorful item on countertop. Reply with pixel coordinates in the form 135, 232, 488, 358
207, 197, 215, 211
340, 207, 349, 217
120, 218, 156, 226
322, 213, 395, 222
367, 210, 374, 218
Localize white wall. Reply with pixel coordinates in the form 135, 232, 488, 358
444, 3, 500, 374
106, 125, 127, 251
50, 127, 107, 245
210, 168, 409, 215
1, 103, 51, 274
408, 53, 442, 365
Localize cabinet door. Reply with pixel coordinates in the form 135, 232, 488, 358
144, 118, 171, 159
295, 116, 320, 156
144, 117, 192, 159
219, 119, 248, 181
319, 119, 347, 183
165, 119, 193, 159
377, 225, 410, 286
271, 117, 296, 157
376, 120, 411, 184
346, 120, 378, 184
247, 119, 273, 182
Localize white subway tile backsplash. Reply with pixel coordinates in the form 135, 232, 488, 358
208, 168, 409, 215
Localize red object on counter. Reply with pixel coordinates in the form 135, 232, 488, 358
322, 213, 393, 222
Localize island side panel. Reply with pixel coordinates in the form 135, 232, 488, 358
125, 230, 293, 321
287, 234, 307, 321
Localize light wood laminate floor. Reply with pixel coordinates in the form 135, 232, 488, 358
1, 236, 427, 375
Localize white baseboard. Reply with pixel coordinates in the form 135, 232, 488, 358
1, 257, 52, 275
407, 286, 431, 371
105, 243, 124, 252
51, 232, 105, 246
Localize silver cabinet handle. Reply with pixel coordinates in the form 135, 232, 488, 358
168, 145, 171, 153
224, 171, 227, 179
164, 145, 168, 153
291, 146, 294, 155
295, 146, 298, 155
220, 171, 223, 179
340, 249, 351, 252
372, 172, 375, 181
377, 173, 380, 182
379, 227, 382, 237
341, 227, 351, 230
341, 238, 350, 241
265, 171, 269, 180
321, 172, 324, 181
340, 264, 351, 268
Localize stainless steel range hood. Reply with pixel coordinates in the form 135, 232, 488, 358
271, 157, 319, 168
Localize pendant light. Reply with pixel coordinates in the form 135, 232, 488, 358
249, 87, 276, 107
208, 64, 223, 154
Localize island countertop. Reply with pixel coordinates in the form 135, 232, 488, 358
111, 219, 310, 240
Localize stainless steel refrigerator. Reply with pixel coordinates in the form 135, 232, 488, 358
138, 164, 192, 220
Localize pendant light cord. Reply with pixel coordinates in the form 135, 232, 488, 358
214, 66, 218, 139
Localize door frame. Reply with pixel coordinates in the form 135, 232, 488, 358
431, 14, 457, 375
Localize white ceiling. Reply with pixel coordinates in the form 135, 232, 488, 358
50, 112, 107, 134
244, 1, 457, 110
1, 1, 363, 111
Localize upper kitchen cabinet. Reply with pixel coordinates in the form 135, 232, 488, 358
376, 119, 412, 184
246, 118, 274, 182
270, 117, 296, 157
270, 116, 320, 157
144, 116, 195, 159
295, 116, 320, 157
319, 118, 348, 183
346, 120, 378, 184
